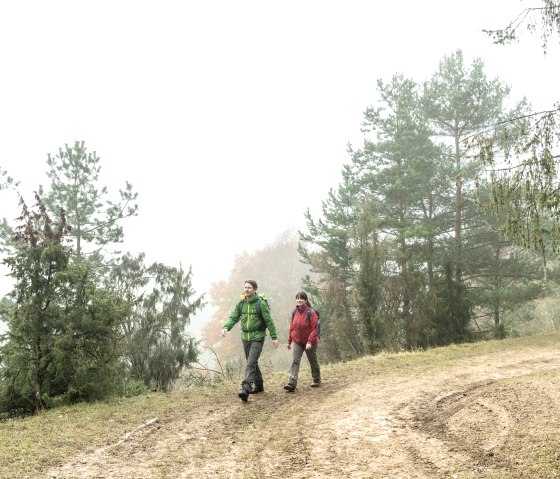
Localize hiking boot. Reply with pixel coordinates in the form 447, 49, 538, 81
250, 384, 264, 394
310, 380, 321, 388
283, 384, 295, 393
238, 385, 251, 402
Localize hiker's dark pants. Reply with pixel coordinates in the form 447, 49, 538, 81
288, 342, 320, 388
241, 338, 264, 389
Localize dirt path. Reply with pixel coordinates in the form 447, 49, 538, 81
46, 347, 560, 479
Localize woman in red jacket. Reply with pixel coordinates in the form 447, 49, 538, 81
284, 291, 321, 392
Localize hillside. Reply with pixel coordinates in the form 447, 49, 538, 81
3, 333, 560, 479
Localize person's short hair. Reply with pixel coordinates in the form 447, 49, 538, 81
245, 279, 258, 290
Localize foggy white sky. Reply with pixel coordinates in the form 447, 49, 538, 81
0, 1, 558, 337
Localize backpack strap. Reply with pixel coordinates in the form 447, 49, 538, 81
238, 296, 263, 319
255, 296, 268, 331
292, 307, 321, 338
238, 296, 267, 331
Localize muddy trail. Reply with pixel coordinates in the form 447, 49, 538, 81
45, 344, 560, 479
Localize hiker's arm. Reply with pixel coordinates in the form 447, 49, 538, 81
287, 313, 294, 349
308, 310, 319, 343
222, 303, 242, 334
260, 301, 278, 342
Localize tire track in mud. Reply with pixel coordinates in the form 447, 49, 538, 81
298, 350, 560, 479
253, 383, 346, 478
412, 371, 560, 475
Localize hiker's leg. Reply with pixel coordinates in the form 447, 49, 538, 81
305, 344, 321, 384
288, 342, 305, 388
242, 339, 264, 390
254, 343, 264, 387
241, 340, 251, 390
252, 365, 264, 392
254, 372, 263, 390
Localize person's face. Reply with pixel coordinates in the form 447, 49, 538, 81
296, 296, 306, 307
244, 282, 256, 298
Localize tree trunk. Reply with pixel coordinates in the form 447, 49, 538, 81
454, 133, 462, 282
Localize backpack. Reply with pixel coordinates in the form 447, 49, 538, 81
237, 294, 270, 330
291, 306, 321, 338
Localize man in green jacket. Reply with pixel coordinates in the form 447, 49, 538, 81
221, 279, 278, 401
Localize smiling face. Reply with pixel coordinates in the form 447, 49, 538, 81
244, 282, 256, 299
295, 292, 308, 308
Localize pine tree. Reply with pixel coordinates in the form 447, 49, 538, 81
108, 253, 204, 392
0, 194, 124, 413
423, 50, 512, 282
39, 141, 138, 259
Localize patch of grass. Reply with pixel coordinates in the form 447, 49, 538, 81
326, 332, 560, 378
0, 382, 234, 479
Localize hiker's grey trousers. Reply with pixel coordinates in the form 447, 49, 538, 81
288, 342, 320, 387
241, 338, 264, 389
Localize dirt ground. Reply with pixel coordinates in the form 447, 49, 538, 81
45, 345, 560, 479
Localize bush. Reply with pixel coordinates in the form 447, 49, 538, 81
121, 379, 148, 398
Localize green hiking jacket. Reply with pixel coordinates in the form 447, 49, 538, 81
223, 294, 278, 342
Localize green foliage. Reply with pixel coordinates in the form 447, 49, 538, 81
465, 232, 547, 333
424, 49, 513, 282
39, 140, 138, 259
423, 50, 511, 139
473, 106, 560, 254
483, 1, 560, 51
0, 168, 17, 253
302, 71, 450, 357
120, 379, 149, 398
431, 263, 474, 346
0, 166, 18, 192
299, 50, 549, 359
1, 144, 206, 415
0, 195, 125, 414
474, 2, 560, 255
108, 253, 204, 392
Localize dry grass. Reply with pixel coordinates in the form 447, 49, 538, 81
2, 333, 560, 478
0, 386, 226, 478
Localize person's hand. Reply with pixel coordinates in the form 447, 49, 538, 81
286, 343, 291, 350
306, 342, 312, 350
272, 339, 279, 349
221, 328, 227, 337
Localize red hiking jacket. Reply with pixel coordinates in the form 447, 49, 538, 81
288, 305, 319, 346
